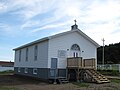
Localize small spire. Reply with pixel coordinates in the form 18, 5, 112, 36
74, 19, 77, 25
71, 19, 78, 30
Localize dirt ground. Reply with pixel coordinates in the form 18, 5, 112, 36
0, 75, 120, 90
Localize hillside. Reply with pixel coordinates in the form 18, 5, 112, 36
97, 42, 120, 64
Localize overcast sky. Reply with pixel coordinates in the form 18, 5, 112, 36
0, 0, 120, 61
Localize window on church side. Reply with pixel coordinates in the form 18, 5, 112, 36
18, 67, 20, 72
19, 50, 21, 62
34, 45, 38, 61
33, 68, 37, 74
26, 48, 28, 61
24, 68, 28, 73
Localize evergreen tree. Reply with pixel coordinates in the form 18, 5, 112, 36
97, 42, 120, 64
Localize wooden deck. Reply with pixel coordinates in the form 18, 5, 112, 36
67, 57, 96, 69
67, 57, 110, 83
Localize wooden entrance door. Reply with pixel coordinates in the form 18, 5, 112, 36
50, 58, 58, 78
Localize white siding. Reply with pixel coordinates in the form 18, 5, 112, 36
14, 41, 48, 68
48, 32, 97, 68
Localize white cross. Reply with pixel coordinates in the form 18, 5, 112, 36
74, 20, 77, 25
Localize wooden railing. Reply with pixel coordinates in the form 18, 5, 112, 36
67, 57, 96, 69
67, 57, 82, 68
83, 58, 96, 68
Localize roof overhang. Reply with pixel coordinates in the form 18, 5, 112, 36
13, 37, 49, 50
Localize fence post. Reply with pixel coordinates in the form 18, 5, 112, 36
119, 64, 120, 73
109, 65, 112, 70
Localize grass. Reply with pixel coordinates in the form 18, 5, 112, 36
0, 87, 20, 90
0, 70, 14, 75
111, 79, 120, 83
97, 70, 120, 76
72, 82, 89, 88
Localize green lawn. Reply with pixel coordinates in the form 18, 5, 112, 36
111, 79, 120, 83
97, 70, 120, 76
0, 70, 14, 75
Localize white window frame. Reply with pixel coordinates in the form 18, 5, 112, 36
24, 68, 28, 73
33, 68, 37, 74
18, 67, 20, 72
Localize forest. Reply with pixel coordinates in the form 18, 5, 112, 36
97, 42, 120, 64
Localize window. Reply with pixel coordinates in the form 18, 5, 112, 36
71, 44, 80, 57
24, 68, 28, 73
19, 50, 21, 62
73, 52, 78, 57
73, 52, 75, 57
34, 45, 38, 61
33, 68, 37, 74
71, 44, 80, 51
26, 48, 28, 61
18, 68, 20, 72
76, 53, 78, 57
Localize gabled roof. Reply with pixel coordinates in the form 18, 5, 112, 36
13, 28, 100, 50
13, 37, 49, 50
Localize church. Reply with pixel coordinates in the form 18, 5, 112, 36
14, 21, 108, 83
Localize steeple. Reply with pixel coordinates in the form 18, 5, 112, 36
71, 20, 78, 30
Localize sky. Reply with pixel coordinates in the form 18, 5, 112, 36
0, 0, 120, 62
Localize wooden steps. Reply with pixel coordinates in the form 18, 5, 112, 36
85, 69, 110, 83
58, 77, 69, 84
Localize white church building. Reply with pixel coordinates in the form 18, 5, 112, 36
13, 22, 100, 82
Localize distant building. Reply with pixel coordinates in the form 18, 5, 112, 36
13, 23, 100, 82
0, 61, 14, 71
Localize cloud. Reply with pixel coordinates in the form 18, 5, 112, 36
0, 23, 21, 37
82, 0, 120, 23
31, 20, 72, 33
0, 45, 14, 61
0, 23, 10, 31
84, 21, 120, 45
1, 0, 120, 62
0, 0, 120, 45
0, 2, 7, 13
10, 0, 56, 20
21, 20, 40, 29
21, 0, 83, 30
21, 0, 120, 45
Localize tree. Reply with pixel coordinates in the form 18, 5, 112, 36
97, 42, 120, 64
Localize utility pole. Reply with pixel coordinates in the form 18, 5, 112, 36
102, 38, 105, 69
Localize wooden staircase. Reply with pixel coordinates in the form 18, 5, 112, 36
58, 77, 69, 84
85, 69, 110, 83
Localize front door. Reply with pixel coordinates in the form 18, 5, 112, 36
50, 58, 58, 77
